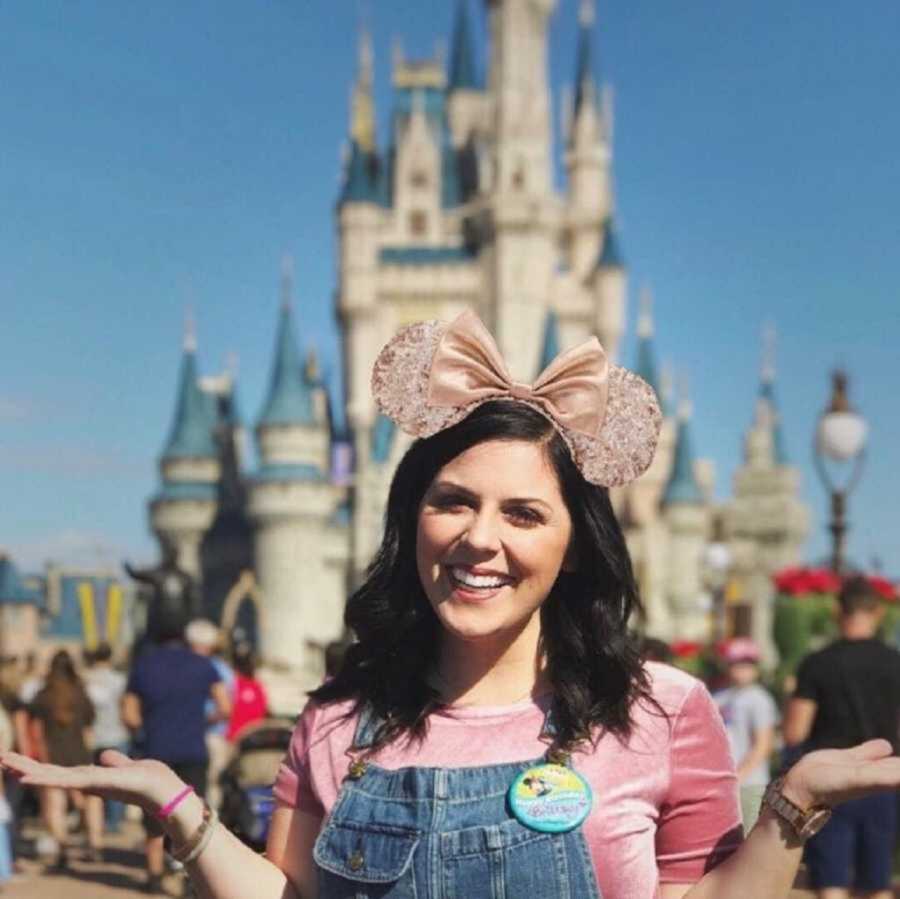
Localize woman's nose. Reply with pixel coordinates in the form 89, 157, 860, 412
461, 510, 501, 553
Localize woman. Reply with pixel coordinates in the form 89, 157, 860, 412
28, 649, 103, 869
3, 311, 900, 898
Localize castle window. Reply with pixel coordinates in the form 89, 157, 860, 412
410, 170, 429, 189
409, 210, 428, 237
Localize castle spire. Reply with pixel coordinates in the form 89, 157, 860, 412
341, 26, 380, 205
537, 308, 561, 373
634, 286, 661, 398
448, 0, 480, 91
758, 322, 788, 463
573, 0, 598, 121
596, 218, 623, 270
258, 262, 314, 427
350, 24, 376, 153
162, 317, 217, 460
663, 378, 703, 505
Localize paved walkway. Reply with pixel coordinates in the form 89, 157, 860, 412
4, 817, 188, 898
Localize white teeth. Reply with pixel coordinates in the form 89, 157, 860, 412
450, 566, 510, 589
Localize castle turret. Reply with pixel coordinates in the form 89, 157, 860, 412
663, 391, 709, 640
537, 308, 561, 372
338, 27, 384, 437
590, 217, 626, 362
725, 325, 809, 659
482, 0, 559, 378
149, 318, 220, 579
446, 0, 488, 147
619, 289, 673, 525
565, 0, 612, 278
249, 264, 343, 680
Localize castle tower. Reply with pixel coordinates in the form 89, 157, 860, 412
446, 0, 487, 145
338, 26, 384, 438
589, 216, 626, 363
482, 0, 560, 378
726, 326, 809, 659
662, 389, 709, 640
248, 264, 345, 681
565, 0, 612, 279
149, 317, 220, 580
623, 288, 675, 525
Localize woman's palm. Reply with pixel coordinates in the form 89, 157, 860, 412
0, 749, 175, 810
791, 739, 900, 807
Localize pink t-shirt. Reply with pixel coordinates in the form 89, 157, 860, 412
274, 662, 743, 899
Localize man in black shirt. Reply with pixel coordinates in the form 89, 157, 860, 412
784, 575, 900, 899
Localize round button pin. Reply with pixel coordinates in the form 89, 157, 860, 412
508, 763, 593, 834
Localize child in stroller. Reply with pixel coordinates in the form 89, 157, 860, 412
218, 718, 294, 852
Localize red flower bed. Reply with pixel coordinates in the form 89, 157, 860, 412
670, 640, 703, 659
772, 566, 897, 602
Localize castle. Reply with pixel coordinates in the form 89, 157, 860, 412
145, 0, 809, 706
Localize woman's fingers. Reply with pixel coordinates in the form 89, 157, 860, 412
845, 739, 893, 762
98, 748, 132, 768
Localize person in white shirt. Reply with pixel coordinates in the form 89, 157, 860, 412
84, 643, 129, 833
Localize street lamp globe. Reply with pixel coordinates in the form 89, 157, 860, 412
816, 372, 868, 462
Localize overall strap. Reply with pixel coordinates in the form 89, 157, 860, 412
351, 703, 383, 750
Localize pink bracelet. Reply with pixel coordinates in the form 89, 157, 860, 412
154, 785, 195, 821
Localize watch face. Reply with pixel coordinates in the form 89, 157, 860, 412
799, 808, 832, 839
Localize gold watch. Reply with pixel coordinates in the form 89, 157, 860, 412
762, 776, 832, 840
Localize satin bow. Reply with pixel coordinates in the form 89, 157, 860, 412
427, 310, 609, 438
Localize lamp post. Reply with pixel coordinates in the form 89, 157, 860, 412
813, 370, 868, 574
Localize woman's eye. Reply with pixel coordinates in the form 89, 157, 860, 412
432, 494, 470, 511
506, 507, 542, 525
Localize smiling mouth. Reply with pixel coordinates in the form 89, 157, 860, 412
446, 565, 515, 593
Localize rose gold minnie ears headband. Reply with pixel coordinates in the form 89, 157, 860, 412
371, 309, 662, 487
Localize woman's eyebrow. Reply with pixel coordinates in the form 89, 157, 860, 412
430, 481, 552, 509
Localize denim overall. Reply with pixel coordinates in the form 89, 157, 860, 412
313, 705, 602, 899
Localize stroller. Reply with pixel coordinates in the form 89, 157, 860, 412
219, 717, 295, 851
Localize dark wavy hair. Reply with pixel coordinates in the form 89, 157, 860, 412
311, 401, 656, 753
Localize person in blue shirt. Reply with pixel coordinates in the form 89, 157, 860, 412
124, 611, 230, 894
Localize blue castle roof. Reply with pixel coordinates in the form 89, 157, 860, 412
258, 304, 315, 428
380, 245, 476, 266
340, 140, 381, 205
760, 381, 789, 464
597, 219, 624, 269
663, 416, 704, 505
573, 11, 596, 119
162, 347, 218, 461
634, 336, 661, 398
255, 463, 325, 484
371, 412, 397, 464
0, 556, 40, 606
538, 309, 561, 372
448, 0, 481, 91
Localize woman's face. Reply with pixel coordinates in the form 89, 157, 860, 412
416, 439, 574, 645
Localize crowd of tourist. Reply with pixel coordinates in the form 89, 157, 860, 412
0, 617, 269, 892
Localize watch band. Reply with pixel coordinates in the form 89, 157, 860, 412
762, 776, 831, 840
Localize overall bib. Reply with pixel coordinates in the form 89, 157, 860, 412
313, 706, 603, 899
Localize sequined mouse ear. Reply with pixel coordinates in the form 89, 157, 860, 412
370, 319, 472, 439
370, 312, 663, 488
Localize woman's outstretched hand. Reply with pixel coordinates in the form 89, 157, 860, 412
0, 749, 183, 814
784, 739, 900, 809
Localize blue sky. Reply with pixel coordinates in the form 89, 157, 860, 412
1, 1, 897, 575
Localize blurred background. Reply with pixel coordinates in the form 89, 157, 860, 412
0, 0, 897, 681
